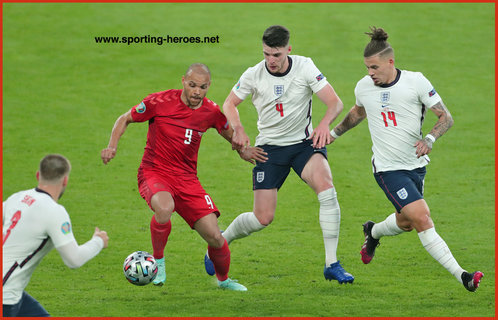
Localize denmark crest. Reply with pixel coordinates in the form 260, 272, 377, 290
256, 171, 265, 183
274, 85, 284, 96
396, 188, 408, 200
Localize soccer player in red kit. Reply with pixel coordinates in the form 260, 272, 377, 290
101, 63, 267, 291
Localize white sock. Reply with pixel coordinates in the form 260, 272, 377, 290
418, 227, 465, 283
222, 212, 265, 245
318, 188, 340, 266
371, 213, 404, 239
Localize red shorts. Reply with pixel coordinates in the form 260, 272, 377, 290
137, 168, 220, 228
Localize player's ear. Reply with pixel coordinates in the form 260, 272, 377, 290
62, 175, 69, 187
288, 45, 292, 54
36, 171, 40, 181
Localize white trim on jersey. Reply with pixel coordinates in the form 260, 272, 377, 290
232, 55, 329, 146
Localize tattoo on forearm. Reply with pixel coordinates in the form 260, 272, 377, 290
335, 108, 365, 136
430, 102, 454, 140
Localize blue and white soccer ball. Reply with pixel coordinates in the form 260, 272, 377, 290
123, 251, 158, 286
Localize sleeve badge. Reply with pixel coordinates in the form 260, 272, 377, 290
61, 222, 71, 235
135, 102, 146, 113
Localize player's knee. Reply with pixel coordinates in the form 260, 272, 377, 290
206, 231, 225, 248
153, 208, 173, 224
412, 215, 433, 232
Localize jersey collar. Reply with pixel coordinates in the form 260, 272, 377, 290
380, 68, 401, 88
35, 187, 51, 197
266, 56, 293, 77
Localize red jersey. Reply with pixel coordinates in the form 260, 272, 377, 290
131, 89, 228, 176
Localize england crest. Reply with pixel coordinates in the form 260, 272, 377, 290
256, 171, 265, 183
380, 91, 390, 103
274, 85, 284, 96
396, 188, 408, 200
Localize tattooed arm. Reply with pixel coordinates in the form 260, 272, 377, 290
328, 104, 367, 143
427, 101, 454, 139
414, 101, 454, 158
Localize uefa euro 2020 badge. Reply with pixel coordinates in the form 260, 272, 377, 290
61, 222, 71, 235
136, 102, 146, 114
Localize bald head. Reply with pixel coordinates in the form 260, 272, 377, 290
184, 63, 211, 79
181, 63, 212, 109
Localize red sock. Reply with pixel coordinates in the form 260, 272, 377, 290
150, 216, 171, 260
208, 239, 230, 281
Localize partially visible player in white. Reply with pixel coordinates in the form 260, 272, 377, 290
204, 25, 354, 283
3, 154, 109, 317
330, 26, 483, 292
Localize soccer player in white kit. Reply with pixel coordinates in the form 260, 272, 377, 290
204, 25, 354, 283
330, 27, 483, 292
3, 154, 109, 317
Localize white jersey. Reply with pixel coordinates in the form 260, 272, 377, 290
354, 69, 443, 173
232, 55, 329, 146
3, 188, 76, 304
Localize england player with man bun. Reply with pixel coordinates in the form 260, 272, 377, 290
330, 26, 483, 292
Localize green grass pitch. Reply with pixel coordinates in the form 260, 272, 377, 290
2, 2, 494, 317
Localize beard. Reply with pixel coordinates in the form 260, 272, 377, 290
58, 186, 66, 200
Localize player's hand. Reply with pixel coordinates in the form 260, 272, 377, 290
414, 138, 433, 158
238, 146, 268, 165
328, 134, 337, 145
101, 147, 116, 165
310, 123, 332, 149
231, 127, 251, 151
93, 227, 109, 248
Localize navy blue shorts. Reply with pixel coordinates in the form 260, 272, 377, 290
3, 291, 50, 317
374, 167, 426, 212
253, 140, 327, 190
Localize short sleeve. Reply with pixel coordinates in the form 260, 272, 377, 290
213, 109, 229, 134
304, 58, 328, 93
203, 99, 230, 134
232, 68, 254, 100
46, 205, 76, 249
415, 72, 442, 108
354, 82, 364, 107
131, 93, 160, 122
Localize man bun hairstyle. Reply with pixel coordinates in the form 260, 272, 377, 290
39, 154, 71, 183
364, 26, 394, 58
262, 25, 290, 48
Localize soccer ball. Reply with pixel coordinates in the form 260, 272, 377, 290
123, 251, 158, 286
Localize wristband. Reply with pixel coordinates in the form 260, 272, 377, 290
425, 134, 436, 144
330, 129, 340, 139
